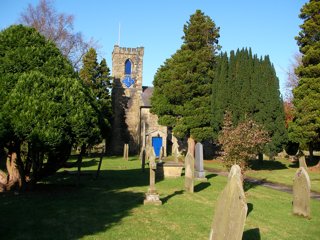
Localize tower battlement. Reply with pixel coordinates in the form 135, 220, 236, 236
113, 45, 144, 55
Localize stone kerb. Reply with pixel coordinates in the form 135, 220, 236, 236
184, 152, 195, 193
293, 167, 311, 218
209, 164, 247, 240
195, 142, 207, 181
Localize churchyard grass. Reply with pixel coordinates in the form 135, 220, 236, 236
0, 156, 319, 239
204, 157, 320, 192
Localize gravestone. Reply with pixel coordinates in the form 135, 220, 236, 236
144, 149, 162, 205
172, 142, 179, 162
159, 146, 164, 163
228, 164, 242, 182
209, 164, 247, 240
123, 144, 129, 161
195, 142, 207, 181
184, 152, 195, 193
293, 167, 311, 218
298, 155, 308, 170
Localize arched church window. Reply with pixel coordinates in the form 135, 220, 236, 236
125, 59, 132, 75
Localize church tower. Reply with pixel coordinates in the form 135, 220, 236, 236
111, 45, 144, 154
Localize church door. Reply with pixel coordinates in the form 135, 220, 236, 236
152, 137, 162, 158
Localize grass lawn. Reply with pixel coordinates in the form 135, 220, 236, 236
0, 156, 319, 239
204, 157, 320, 193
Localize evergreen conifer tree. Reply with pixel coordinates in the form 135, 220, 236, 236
151, 10, 220, 148
289, 0, 320, 155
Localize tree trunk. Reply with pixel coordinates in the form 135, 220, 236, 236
308, 143, 314, 161
77, 144, 86, 184
6, 142, 25, 191
187, 137, 195, 158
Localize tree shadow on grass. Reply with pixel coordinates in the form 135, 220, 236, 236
0, 167, 151, 240
243, 178, 267, 192
249, 160, 287, 170
242, 228, 261, 240
194, 182, 211, 192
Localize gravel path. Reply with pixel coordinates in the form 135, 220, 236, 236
205, 167, 320, 201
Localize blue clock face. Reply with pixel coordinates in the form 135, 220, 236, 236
122, 75, 135, 88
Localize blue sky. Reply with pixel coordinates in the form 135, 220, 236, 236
1, 0, 308, 97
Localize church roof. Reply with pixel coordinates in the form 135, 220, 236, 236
142, 86, 154, 107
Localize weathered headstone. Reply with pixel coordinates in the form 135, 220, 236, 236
172, 141, 179, 163
209, 164, 247, 240
298, 155, 308, 170
159, 146, 164, 163
228, 164, 242, 182
123, 144, 129, 161
195, 142, 207, 181
293, 167, 311, 218
144, 149, 162, 205
184, 152, 195, 193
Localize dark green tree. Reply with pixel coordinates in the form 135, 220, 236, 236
289, 0, 320, 157
211, 49, 287, 158
79, 48, 112, 149
0, 25, 101, 191
151, 10, 220, 151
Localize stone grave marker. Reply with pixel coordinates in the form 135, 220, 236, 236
228, 164, 242, 182
184, 152, 195, 193
293, 167, 311, 218
144, 149, 162, 205
159, 146, 164, 163
209, 164, 247, 240
195, 142, 207, 181
172, 142, 179, 162
123, 144, 129, 161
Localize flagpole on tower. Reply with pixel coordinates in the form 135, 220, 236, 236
118, 23, 121, 46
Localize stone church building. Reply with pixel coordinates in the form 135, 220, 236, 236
110, 45, 168, 157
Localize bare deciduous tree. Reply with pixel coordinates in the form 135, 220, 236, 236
285, 52, 302, 101
20, 0, 95, 70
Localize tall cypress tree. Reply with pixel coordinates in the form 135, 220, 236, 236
289, 0, 320, 155
211, 49, 287, 157
152, 10, 220, 147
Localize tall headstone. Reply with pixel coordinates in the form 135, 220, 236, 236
159, 146, 164, 163
172, 141, 179, 163
123, 144, 129, 161
195, 143, 207, 181
293, 167, 311, 218
228, 164, 242, 182
144, 149, 162, 205
184, 152, 195, 193
209, 164, 247, 240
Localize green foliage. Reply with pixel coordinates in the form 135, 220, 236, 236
0, 25, 101, 182
151, 10, 220, 142
211, 48, 287, 156
218, 112, 270, 171
289, 0, 320, 149
79, 48, 112, 140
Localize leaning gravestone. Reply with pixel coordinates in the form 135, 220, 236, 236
209, 164, 247, 240
293, 167, 311, 218
144, 149, 162, 205
195, 142, 207, 181
184, 152, 195, 193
